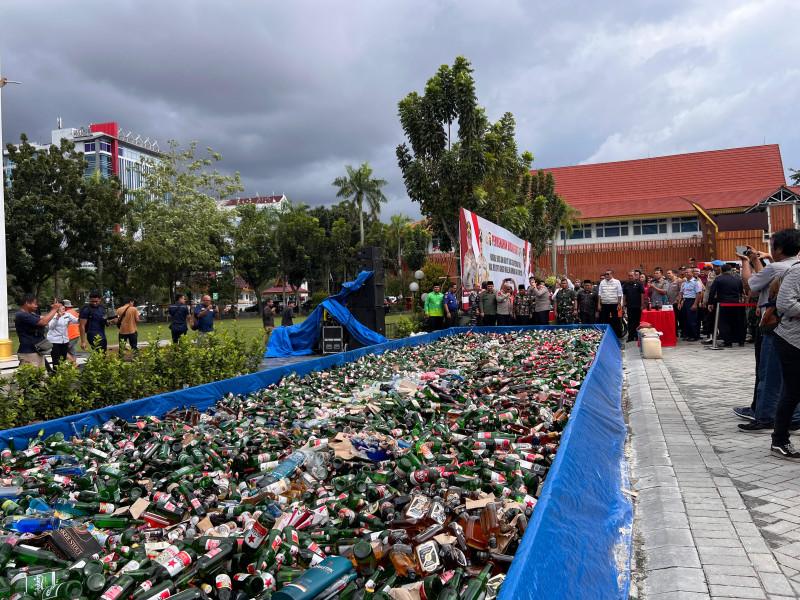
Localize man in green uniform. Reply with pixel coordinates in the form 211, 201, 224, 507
479, 281, 498, 326
424, 283, 445, 331
555, 278, 578, 324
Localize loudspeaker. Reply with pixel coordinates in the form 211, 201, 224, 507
357, 246, 384, 284
348, 306, 386, 349
321, 326, 345, 354
349, 278, 384, 309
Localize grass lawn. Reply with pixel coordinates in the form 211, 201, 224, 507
6, 311, 411, 351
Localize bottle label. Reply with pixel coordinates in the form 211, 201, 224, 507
190, 498, 201, 509
428, 501, 447, 525
23, 572, 56, 595
405, 495, 428, 520
140, 580, 153, 592
204, 538, 221, 550
415, 540, 441, 574
216, 575, 232, 590
244, 521, 268, 549
101, 585, 124, 600
98, 503, 115, 514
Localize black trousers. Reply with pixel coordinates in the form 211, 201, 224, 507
89, 336, 107, 353
626, 307, 642, 340
428, 316, 444, 331
119, 332, 139, 354
772, 335, 800, 447
533, 311, 550, 325
482, 314, 497, 327
718, 306, 745, 344
751, 328, 763, 411
51, 342, 70, 367
171, 328, 187, 344
579, 311, 595, 325
599, 304, 622, 338
497, 314, 511, 326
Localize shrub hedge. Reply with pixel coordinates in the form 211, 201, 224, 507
0, 328, 265, 430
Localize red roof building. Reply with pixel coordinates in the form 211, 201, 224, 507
536, 145, 800, 279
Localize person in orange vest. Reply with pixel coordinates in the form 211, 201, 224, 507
62, 299, 81, 364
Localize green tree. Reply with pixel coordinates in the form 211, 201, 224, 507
276, 206, 326, 302
330, 217, 354, 284
478, 113, 534, 232
74, 171, 129, 295
403, 222, 432, 272
521, 170, 573, 269
332, 162, 388, 246
791, 168, 800, 186
396, 55, 487, 252
232, 203, 279, 326
4, 135, 86, 296
128, 140, 242, 300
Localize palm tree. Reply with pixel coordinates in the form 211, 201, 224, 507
332, 162, 388, 246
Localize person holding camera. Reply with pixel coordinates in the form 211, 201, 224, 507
194, 294, 219, 341
80, 290, 114, 353
115, 297, 141, 356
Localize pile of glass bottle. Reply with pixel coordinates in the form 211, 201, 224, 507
1, 329, 601, 600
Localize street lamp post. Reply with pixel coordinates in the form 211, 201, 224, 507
0, 73, 22, 360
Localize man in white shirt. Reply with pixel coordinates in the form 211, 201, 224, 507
597, 269, 623, 338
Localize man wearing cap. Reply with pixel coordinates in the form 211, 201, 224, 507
678, 269, 703, 341
597, 270, 623, 337
576, 280, 598, 324
478, 281, 498, 326
707, 264, 745, 347
424, 284, 445, 331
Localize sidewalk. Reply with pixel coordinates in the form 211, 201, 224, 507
627, 339, 800, 599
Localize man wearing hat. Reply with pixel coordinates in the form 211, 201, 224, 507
63, 300, 81, 363
577, 280, 598, 324
479, 281, 498, 326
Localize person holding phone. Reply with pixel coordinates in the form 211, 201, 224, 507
194, 294, 219, 341
47, 300, 79, 367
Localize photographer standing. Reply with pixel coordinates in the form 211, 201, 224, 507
193, 295, 219, 342
47, 301, 78, 367
15, 295, 62, 367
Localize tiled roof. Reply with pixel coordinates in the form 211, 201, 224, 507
542, 145, 787, 219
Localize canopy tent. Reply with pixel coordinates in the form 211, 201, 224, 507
265, 271, 388, 357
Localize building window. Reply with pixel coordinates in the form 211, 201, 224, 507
118, 148, 124, 157
671, 216, 699, 233
84, 142, 96, 153
84, 155, 96, 175
560, 225, 592, 240
99, 141, 112, 153
633, 218, 667, 235
596, 221, 629, 238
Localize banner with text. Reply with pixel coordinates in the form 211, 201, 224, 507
459, 207, 535, 307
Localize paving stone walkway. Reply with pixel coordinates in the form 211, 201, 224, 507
627, 340, 800, 600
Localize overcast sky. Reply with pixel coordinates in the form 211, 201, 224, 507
3, 0, 798, 219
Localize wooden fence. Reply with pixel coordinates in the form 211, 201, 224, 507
715, 230, 768, 260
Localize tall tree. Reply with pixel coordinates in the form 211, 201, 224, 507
4, 135, 86, 296
276, 206, 326, 301
128, 140, 242, 300
329, 217, 353, 287
332, 162, 388, 246
521, 170, 572, 268
791, 167, 800, 186
232, 203, 279, 326
396, 55, 487, 252
72, 171, 129, 295
403, 223, 432, 272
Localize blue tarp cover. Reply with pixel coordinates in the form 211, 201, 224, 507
265, 271, 389, 357
0, 326, 632, 599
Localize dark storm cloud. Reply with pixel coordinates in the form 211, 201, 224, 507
3, 0, 799, 219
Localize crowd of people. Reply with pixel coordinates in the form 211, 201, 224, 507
421, 227, 800, 462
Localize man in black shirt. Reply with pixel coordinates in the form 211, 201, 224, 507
79, 290, 111, 352
168, 294, 191, 344
281, 300, 296, 327
576, 280, 598, 324
622, 271, 645, 342
707, 264, 745, 346
15, 294, 62, 367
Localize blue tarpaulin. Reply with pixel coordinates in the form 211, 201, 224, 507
265, 271, 389, 357
0, 326, 632, 599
